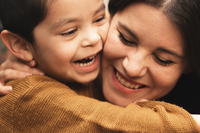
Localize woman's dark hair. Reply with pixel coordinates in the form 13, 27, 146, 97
108, 0, 200, 113
0, 0, 53, 43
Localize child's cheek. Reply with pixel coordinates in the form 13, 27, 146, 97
102, 21, 110, 43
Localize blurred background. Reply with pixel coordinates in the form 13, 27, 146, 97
0, 20, 8, 65
104, 0, 109, 11
0, 38, 8, 65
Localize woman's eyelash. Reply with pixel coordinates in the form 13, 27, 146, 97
154, 54, 175, 66
118, 31, 136, 45
61, 29, 77, 37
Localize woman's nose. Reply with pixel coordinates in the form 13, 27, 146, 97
81, 28, 101, 47
122, 56, 148, 78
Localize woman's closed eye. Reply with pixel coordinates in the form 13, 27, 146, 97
118, 31, 137, 46
153, 54, 175, 66
61, 29, 78, 37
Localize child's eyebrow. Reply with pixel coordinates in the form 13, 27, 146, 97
50, 18, 78, 30
50, 3, 105, 30
94, 3, 105, 16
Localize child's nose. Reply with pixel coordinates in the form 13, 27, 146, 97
81, 29, 101, 47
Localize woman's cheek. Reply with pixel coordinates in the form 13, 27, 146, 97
154, 68, 181, 92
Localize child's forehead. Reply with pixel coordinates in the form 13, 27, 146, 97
48, 0, 105, 11
46, 0, 104, 16
38, 0, 105, 30
44, 0, 105, 25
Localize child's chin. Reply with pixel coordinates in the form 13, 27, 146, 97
77, 74, 99, 84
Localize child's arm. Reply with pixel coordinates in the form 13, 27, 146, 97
1, 75, 199, 133
0, 52, 43, 95
135, 99, 200, 129
0, 58, 200, 132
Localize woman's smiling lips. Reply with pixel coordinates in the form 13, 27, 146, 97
112, 67, 147, 94
73, 53, 100, 73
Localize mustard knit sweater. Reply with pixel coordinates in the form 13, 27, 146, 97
0, 75, 199, 133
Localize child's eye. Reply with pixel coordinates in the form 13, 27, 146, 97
118, 31, 137, 46
94, 16, 105, 23
153, 54, 175, 66
61, 29, 77, 37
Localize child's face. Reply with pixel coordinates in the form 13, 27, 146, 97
32, 0, 109, 83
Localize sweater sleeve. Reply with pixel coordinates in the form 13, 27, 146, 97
1, 75, 200, 133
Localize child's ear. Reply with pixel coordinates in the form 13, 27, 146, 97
1, 30, 33, 61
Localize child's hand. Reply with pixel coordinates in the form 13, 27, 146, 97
0, 52, 44, 95
134, 99, 149, 105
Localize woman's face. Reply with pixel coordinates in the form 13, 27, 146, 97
102, 2, 190, 107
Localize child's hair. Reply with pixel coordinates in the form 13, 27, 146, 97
0, 0, 54, 43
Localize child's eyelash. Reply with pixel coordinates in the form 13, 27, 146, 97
118, 31, 136, 46
95, 16, 105, 23
61, 29, 77, 37
154, 54, 175, 66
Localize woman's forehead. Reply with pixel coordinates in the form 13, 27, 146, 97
112, 2, 186, 57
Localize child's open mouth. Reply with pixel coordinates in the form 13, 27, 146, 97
74, 55, 96, 67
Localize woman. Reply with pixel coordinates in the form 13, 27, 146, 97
102, 0, 200, 114
0, 0, 200, 132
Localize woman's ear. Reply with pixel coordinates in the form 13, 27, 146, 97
1, 30, 33, 61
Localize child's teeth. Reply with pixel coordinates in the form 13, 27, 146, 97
89, 55, 95, 59
75, 55, 96, 67
115, 71, 142, 90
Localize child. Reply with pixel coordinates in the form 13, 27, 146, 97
0, 0, 109, 85
0, 0, 199, 132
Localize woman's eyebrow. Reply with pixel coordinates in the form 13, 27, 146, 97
118, 21, 139, 42
157, 47, 183, 59
118, 22, 183, 59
